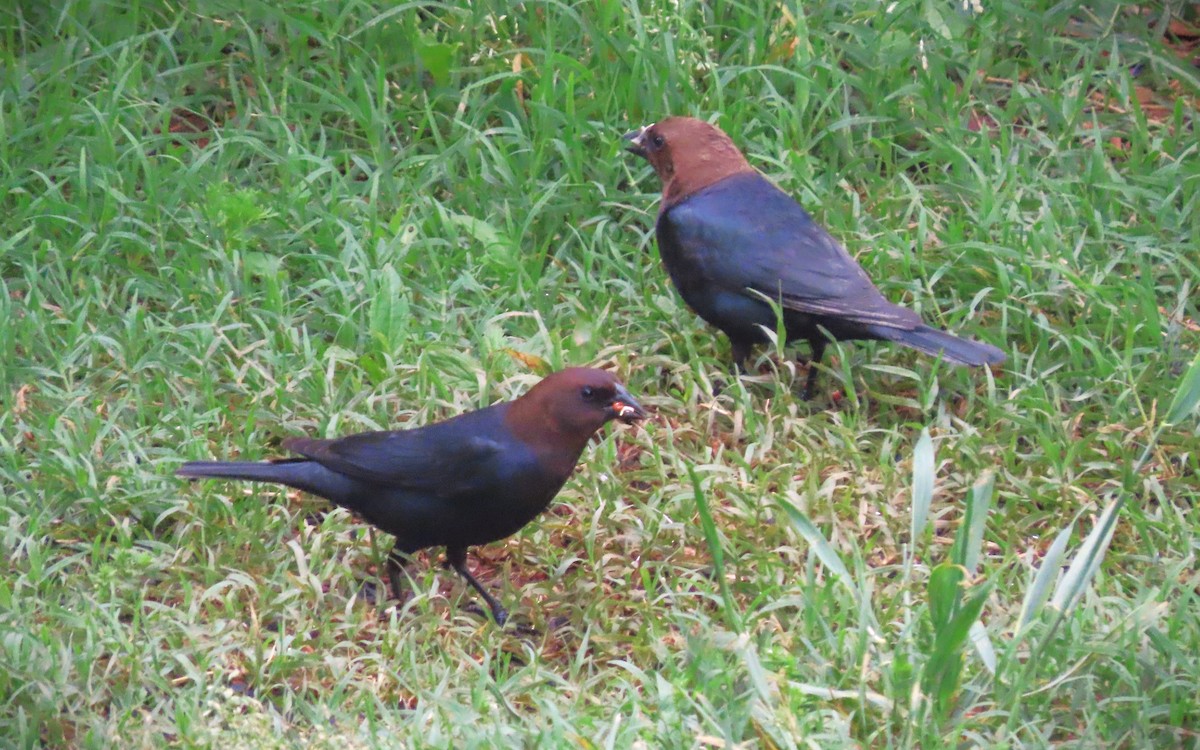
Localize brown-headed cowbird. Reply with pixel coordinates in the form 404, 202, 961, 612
624, 116, 1005, 399
177, 368, 647, 625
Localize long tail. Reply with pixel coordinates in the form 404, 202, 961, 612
869, 324, 1006, 367
176, 459, 352, 504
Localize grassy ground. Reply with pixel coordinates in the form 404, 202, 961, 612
3, 0, 1200, 747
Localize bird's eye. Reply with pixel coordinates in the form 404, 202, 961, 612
581, 385, 595, 399
651, 134, 665, 148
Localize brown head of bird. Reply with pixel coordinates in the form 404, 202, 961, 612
505, 367, 647, 469
624, 116, 755, 210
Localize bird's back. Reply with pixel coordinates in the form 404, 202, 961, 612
658, 172, 920, 339
285, 404, 573, 552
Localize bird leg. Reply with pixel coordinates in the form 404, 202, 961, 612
730, 339, 753, 375
444, 546, 508, 625
385, 544, 416, 602
801, 340, 826, 401
711, 338, 755, 397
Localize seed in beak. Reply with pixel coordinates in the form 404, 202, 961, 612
613, 402, 637, 418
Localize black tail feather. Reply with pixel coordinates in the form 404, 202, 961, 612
870, 324, 1005, 367
177, 460, 298, 483
176, 459, 350, 504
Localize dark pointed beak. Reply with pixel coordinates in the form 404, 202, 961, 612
623, 127, 648, 158
610, 383, 648, 423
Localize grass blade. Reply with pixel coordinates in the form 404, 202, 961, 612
1165, 351, 1200, 425
921, 563, 992, 718
1018, 525, 1073, 632
1049, 497, 1122, 614
777, 497, 856, 596
927, 563, 964, 635
910, 428, 935, 543
970, 621, 997, 675
688, 466, 743, 632
954, 472, 994, 573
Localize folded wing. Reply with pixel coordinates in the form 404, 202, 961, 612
666, 173, 922, 331
282, 407, 509, 498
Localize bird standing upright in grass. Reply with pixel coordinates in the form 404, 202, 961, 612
624, 116, 1005, 399
177, 368, 647, 625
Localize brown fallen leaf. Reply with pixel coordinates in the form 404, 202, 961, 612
966, 108, 1000, 135
164, 109, 214, 148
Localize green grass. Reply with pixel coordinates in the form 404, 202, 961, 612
3, 0, 1199, 746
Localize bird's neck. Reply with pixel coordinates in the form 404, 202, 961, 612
504, 402, 594, 478
661, 148, 756, 211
